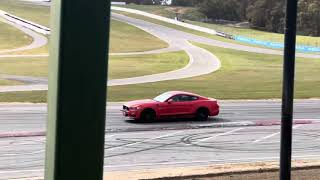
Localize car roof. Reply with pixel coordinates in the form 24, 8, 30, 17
166, 91, 202, 97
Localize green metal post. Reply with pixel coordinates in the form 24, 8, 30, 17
45, 0, 110, 179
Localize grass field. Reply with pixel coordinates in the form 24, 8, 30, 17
0, 0, 169, 54
2, 19, 168, 55
115, 5, 320, 47
0, 57, 48, 77
110, 19, 168, 53
0, 51, 188, 79
109, 51, 188, 79
1, 42, 320, 102
0, 0, 50, 26
0, 91, 47, 103
114, 11, 237, 45
188, 20, 320, 47
106, 43, 320, 101
0, 20, 32, 51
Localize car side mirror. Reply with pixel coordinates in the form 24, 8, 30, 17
167, 99, 173, 104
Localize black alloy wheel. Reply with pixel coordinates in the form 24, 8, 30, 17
140, 110, 156, 122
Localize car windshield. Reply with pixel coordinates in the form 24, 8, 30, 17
153, 92, 173, 102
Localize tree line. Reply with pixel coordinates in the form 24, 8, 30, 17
177, 0, 320, 36
125, 0, 320, 36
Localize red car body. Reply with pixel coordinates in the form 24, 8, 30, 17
122, 91, 219, 121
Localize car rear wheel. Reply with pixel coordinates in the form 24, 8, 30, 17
140, 109, 156, 122
196, 108, 209, 121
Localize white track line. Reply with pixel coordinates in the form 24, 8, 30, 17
106, 131, 182, 151
194, 128, 244, 144
252, 124, 303, 143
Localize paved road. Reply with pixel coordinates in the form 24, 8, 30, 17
0, 100, 319, 179
0, 18, 47, 55
2, 11, 320, 92
1, 4, 320, 179
115, 7, 320, 59
0, 12, 221, 91
0, 100, 319, 133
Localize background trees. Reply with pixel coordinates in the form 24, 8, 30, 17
125, 0, 320, 36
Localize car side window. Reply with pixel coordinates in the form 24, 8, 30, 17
190, 96, 199, 101
171, 95, 198, 102
171, 95, 180, 102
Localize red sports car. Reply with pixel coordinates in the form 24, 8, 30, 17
121, 91, 219, 121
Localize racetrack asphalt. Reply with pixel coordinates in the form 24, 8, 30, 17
0, 100, 319, 179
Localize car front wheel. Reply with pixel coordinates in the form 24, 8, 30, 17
140, 109, 156, 122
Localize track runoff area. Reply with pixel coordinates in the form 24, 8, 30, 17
0, 100, 319, 179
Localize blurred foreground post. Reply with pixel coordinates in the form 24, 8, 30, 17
280, 0, 298, 179
45, 0, 110, 179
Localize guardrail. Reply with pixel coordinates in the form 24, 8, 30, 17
0, 10, 50, 35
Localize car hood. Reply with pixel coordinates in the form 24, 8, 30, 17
124, 99, 156, 107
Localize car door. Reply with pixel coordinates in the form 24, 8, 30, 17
157, 95, 184, 117
175, 95, 197, 115
157, 101, 172, 116
168, 95, 195, 115
157, 95, 180, 117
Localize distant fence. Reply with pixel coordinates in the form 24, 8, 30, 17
235, 36, 320, 53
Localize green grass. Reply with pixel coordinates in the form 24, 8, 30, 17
114, 5, 320, 48
0, 57, 48, 77
0, 20, 33, 51
2, 19, 168, 55
0, 0, 169, 54
187, 20, 320, 47
113, 11, 251, 45
0, 91, 47, 103
0, 51, 188, 79
0, 0, 50, 27
110, 19, 168, 53
109, 51, 188, 79
2, 43, 320, 102
106, 42, 320, 101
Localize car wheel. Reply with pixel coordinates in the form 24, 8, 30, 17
196, 108, 209, 121
140, 109, 156, 122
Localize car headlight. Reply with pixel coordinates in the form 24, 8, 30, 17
129, 106, 140, 111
